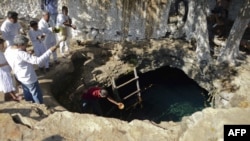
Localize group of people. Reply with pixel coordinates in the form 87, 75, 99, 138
0, 4, 123, 115
0, 5, 75, 104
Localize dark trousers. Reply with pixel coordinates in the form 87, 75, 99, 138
80, 99, 103, 116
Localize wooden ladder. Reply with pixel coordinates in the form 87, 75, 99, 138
111, 67, 142, 104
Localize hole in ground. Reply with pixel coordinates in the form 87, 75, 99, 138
52, 54, 210, 123
101, 66, 210, 123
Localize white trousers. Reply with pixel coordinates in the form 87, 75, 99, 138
59, 38, 69, 56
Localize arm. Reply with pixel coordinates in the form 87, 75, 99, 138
0, 62, 8, 67
64, 22, 76, 30
58, 15, 76, 29
0, 23, 12, 40
19, 49, 52, 65
107, 97, 119, 105
107, 97, 124, 109
28, 30, 38, 43
18, 39, 61, 65
17, 23, 26, 35
63, 22, 74, 28
38, 21, 53, 35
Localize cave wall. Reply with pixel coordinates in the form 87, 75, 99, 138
0, 0, 244, 41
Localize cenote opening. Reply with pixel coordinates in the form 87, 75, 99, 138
98, 66, 210, 123
54, 60, 210, 123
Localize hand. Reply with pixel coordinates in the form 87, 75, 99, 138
41, 34, 46, 39
37, 36, 41, 40
27, 49, 34, 54
52, 27, 55, 32
71, 25, 77, 30
52, 27, 60, 33
117, 103, 125, 110
50, 46, 58, 52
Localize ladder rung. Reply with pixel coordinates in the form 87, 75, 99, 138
116, 77, 139, 89
123, 89, 141, 100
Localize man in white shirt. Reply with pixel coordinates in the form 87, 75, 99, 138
0, 11, 22, 47
39, 11, 59, 65
28, 21, 49, 72
56, 6, 76, 57
4, 35, 60, 104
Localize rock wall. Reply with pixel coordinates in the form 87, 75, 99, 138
180, 107, 250, 141
0, 0, 243, 41
0, 0, 170, 41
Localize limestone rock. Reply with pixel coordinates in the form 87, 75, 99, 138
180, 108, 250, 141
0, 113, 31, 141
34, 111, 180, 141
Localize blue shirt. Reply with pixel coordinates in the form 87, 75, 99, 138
44, 0, 58, 15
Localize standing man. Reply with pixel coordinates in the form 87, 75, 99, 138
56, 6, 76, 58
28, 21, 49, 72
4, 35, 60, 104
41, 0, 58, 26
39, 11, 59, 65
0, 11, 23, 47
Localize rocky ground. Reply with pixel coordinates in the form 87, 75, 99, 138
0, 36, 250, 140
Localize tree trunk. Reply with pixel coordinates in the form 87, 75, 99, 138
183, 0, 196, 40
217, 0, 250, 65
145, 0, 173, 39
195, 0, 211, 64
175, 0, 211, 65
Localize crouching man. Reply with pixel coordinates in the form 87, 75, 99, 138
80, 87, 124, 116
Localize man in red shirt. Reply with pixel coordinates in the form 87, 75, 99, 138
81, 87, 124, 116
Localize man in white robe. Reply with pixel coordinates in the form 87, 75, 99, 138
38, 11, 59, 64
0, 11, 22, 47
56, 6, 76, 57
28, 21, 49, 72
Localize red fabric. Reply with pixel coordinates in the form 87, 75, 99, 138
81, 87, 102, 100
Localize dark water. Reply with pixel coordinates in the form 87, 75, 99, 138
101, 66, 209, 122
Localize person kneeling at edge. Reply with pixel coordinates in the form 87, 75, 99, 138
80, 87, 124, 116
